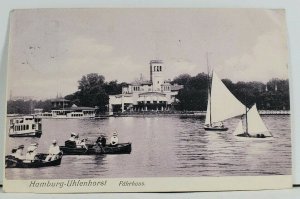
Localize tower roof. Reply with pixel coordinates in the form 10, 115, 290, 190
150, 60, 163, 64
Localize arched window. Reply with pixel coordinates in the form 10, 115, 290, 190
159, 66, 162, 71
154, 66, 156, 71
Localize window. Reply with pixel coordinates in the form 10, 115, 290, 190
147, 101, 150, 104
32, 124, 36, 129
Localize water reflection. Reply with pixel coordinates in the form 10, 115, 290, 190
5, 115, 291, 179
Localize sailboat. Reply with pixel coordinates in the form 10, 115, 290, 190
204, 71, 245, 131
234, 104, 273, 139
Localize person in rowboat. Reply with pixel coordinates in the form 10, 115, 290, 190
65, 132, 77, 148
75, 134, 81, 145
78, 138, 88, 149
15, 145, 25, 160
10, 148, 17, 158
68, 132, 76, 142
45, 140, 61, 161
25, 143, 39, 161
110, 131, 119, 146
96, 135, 107, 147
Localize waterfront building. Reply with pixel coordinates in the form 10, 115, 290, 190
109, 60, 183, 114
36, 99, 96, 119
51, 98, 71, 109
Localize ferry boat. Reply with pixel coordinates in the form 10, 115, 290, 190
8, 115, 42, 138
35, 105, 96, 119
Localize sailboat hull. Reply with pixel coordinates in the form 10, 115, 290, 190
236, 133, 273, 139
204, 126, 228, 131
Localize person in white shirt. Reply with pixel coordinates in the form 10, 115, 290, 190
25, 143, 39, 161
79, 138, 88, 149
68, 133, 76, 142
110, 131, 119, 146
75, 134, 81, 145
45, 140, 61, 161
15, 145, 25, 160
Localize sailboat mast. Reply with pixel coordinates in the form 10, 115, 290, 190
206, 52, 212, 125
209, 73, 213, 125
244, 93, 248, 134
245, 104, 248, 134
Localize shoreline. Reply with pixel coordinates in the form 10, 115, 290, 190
6, 110, 290, 119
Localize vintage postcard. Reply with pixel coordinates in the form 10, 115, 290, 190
3, 8, 292, 193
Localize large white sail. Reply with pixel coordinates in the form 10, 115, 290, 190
208, 71, 245, 123
233, 120, 244, 135
247, 104, 271, 136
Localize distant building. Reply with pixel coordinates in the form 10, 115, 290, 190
109, 60, 183, 114
10, 96, 34, 101
50, 98, 71, 109
36, 98, 96, 119
33, 108, 43, 115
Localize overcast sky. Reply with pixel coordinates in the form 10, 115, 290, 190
8, 8, 289, 99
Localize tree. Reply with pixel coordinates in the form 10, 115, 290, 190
172, 74, 192, 86
175, 73, 208, 111
76, 73, 109, 113
78, 73, 105, 91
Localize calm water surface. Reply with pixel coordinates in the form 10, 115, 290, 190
6, 115, 291, 179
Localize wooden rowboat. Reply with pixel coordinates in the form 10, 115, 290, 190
5, 153, 63, 168
59, 143, 132, 155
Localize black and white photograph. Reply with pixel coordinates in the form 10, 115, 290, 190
3, 8, 292, 192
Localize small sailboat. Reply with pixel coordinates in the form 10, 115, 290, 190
234, 104, 273, 139
204, 71, 245, 131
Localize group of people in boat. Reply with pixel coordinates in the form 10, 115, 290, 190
67, 133, 88, 149
10, 140, 61, 162
9, 130, 122, 163
10, 143, 38, 161
95, 131, 119, 147
65, 131, 119, 149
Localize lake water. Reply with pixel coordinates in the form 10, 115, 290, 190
5, 115, 291, 179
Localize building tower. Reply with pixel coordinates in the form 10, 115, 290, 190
150, 60, 164, 92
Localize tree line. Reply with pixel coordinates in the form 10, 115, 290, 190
172, 73, 290, 111
7, 72, 290, 114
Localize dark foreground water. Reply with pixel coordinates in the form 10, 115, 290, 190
6, 115, 291, 179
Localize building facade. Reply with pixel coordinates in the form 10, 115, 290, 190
109, 60, 183, 114
35, 98, 96, 119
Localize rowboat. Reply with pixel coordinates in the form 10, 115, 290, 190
59, 143, 132, 155
5, 153, 63, 168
